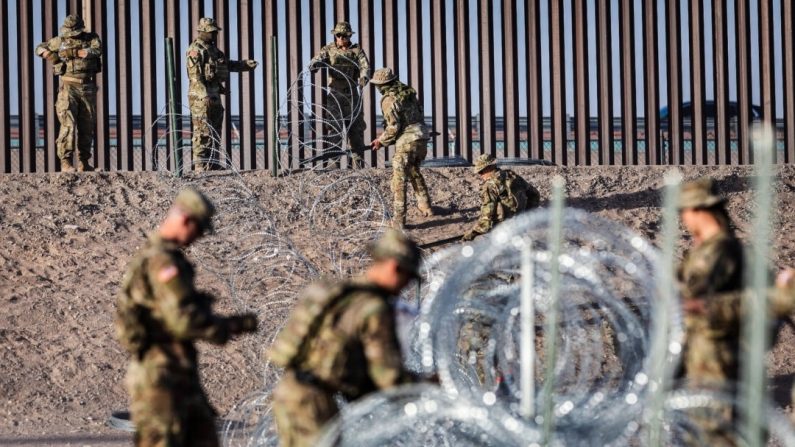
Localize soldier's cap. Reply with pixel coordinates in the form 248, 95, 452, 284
368, 229, 422, 278
60, 15, 85, 38
370, 67, 398, 86
472, 154, 498, 174
678, 178, 725, 210
197, 17, 221, 33
331, 21, 354, 36
173, 187, 215, 234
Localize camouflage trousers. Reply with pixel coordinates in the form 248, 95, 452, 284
55, 82, 96, 163
272, 371, 338, 447
189, 94, 225, 170
327, 88, 366, 168
391, 140, 431, 226
126, 362, 218, 447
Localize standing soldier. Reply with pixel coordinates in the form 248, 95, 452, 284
462, 154, 540, 241
116, 188, 258, 447
369, 68, 433, 228
35, 15, 102, 173
309, 21, 370, 168
269, 229, 422, 447
187, 18, 258, 171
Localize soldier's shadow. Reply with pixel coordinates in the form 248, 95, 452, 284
769, 372, 795, 408
408, 205, 478, 230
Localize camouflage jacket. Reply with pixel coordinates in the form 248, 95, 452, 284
310, 42, 370, 89
469, 169, 540, 236
35, 32, 102, 78
377, 82, 427, 147
116, 234, 239, 374
272, 276, 411, 400
186, 38, 248, 97
677, 231, 744, 300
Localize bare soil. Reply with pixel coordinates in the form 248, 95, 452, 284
2, 165, 795, 445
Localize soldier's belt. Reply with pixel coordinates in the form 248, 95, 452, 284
61, 75, 95, 85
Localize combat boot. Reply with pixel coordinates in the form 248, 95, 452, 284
77, 160, 95, 172
60, 159, 75, 173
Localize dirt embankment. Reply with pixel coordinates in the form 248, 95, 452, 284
1, 165, 795, 445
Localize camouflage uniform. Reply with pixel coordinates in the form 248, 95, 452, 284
309, 22, 370, 168
35, 15, 102, 172
371, 68, 432, 228
463, 154, 541, 241
269, 230, 420, 447
116, 189, 257, 447
186, 18, 257, 171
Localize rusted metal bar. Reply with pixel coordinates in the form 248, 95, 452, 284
43, 1, 59, 172
214, 0, 231, 164
666, 0, 684, 165
455, 0, 472, 161
573, 0, 590, 165
431, 1, 449, 158
335, 0, 349, 22
407, 0, 423, 98
502, 0, 519, 159
478, 0, 496, 157
310, 0, 326, 169
239, 0, 255, 170
380, 0, 400, 167
140, 0, 157, 170
116, 0, 133, 171
759, 0, 776, 163
287, 0, 303, 169
643, 0, 660, 165
18, 0, 36, 172
736, 0, 752, 164
783, 0, 795, 163
68, 0, 80, 14
264, 0, 278, 172
189, 0, 204, 44
359, 0, 376, 167
712, 0, 729, 165
0, 1, 9, 172
619, 0, 636, 165
550, 0, 566, 165
688, 0, 706, 165
526, 0, 543, 161
90, 0, 109, 171
165, 0, 183, 172
597, 0, 614, 165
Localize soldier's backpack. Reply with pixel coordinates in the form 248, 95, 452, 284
499, 170, 540, 216
269, 279, 354, 369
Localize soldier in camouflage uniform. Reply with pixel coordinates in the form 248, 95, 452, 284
369, 68, 433, 228
462, 154, 540, 241
35, 15, 102, 173
269, 229, 422, 447
116, 188, 258, 447
187, 18, 258, 171
309, 21, 370, 168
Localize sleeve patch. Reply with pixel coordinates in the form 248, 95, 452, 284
157, 265, 179, 283
189, 50, 199, 57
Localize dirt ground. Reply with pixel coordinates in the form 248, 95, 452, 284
1, 165, 795, 445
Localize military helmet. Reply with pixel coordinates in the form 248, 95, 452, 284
472, 154, 498, 174
60, 15, 85, 38
368, 229, 422, 278
331, 21, 354, 36
174, 187, 216, 234
678, 178, 725, 210
197, 17, 221, 33
370, 67, 398, 86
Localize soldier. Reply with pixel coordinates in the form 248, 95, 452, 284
269, 229, 422, 447
309, 21, 370, 168
187, 18, 258, 171
462, 154, 540, 241
35, 15, 102, 173
369, 68, 433, 228
115, 188, 258, 447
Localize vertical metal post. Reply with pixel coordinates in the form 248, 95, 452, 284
573, 0, 590, 165
165, 37, 182, 177
550, 0, 567, 165
454, 0, 472, 161
271, 35, 279, 177
666, 0, 684, 165
619, 0, 637, 165
526, 0, 543, 160
643, 0, 660, 165
0, 0, 10, 172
